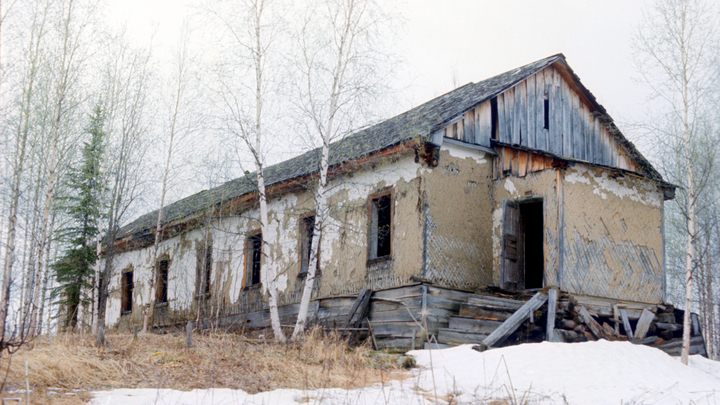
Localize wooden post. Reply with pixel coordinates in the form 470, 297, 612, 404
143, 312, 149, 333
546, 288, 557, 342
24, 361, 30, 405
634, 309, 655, 340
620, 309, 634, 341
612, 304, 620, 337
691, 313, 701, 336
97, 325, 106, 347
186, 321, 193, 349
133, 326, 138, 341
367, 321, 378, 351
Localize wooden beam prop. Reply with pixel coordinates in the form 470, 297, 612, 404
578, 305, 611, 340
482, 292, 548, 349
691, 313, 701, 336
634, 309, 655, 340
620, 309, 634, 341
341, 289, 373, 342
546, 288, 557, 342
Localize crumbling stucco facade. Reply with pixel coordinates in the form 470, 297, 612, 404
105, 54, 673, 336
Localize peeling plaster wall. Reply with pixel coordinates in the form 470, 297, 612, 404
106, 154, 426, 328
490, 163, 664, 304
106, 147, 667, 329
562, 165, 663, 303
421, 142, 494, 290
492, 169, 560, 287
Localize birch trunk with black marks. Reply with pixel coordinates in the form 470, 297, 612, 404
211, 0, 286, 342
634, 0, 719, 365
146, 30, 191, 332
293, 0, 371, 339
0, 0, 50, 349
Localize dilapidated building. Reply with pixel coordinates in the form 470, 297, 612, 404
105, 54, 694, 351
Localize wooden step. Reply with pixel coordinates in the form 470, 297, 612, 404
448, 316, 503, 333
438, 328, 488, 345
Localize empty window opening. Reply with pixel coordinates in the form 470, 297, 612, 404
370, 193, 392, 259
196, 244, 212, 297
156, 259, 169, 304
246, 232, 262, 286
300, 215, 319, 275
491, 97, 498, 140
121, 270, 133, 314
521, 201, 544, 289
543, 96, 550, 130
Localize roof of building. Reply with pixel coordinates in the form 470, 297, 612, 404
116, 54, 662, 241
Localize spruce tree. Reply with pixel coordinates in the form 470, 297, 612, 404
53, 105, 106, 330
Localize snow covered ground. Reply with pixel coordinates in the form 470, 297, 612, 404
89, 341, 720, 405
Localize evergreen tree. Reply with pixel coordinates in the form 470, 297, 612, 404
53, 105, 107, 330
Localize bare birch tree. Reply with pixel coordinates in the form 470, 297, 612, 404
634, 0, 719, 364
292, 0, 396, 338
145, 22, 200, 332
0, 0, 51, 350
209, 0, 286, 342
96, 28, 154, 329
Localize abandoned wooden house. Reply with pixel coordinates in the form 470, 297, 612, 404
104, 54, 705, 354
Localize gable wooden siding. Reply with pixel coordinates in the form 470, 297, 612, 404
442, 66, 638, 174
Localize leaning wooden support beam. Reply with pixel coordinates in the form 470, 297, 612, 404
546, 288, 558, 342
578, 305, 610, 340
620, 309, 634, 341
634, 308, 655, 340
481, 292, 548, 349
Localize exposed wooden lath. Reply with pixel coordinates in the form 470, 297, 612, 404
494, 146, 557, 179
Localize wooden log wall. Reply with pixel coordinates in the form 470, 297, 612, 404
443, 66, 637, 174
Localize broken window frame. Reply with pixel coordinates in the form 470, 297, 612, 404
244, 230, 263, 289
368, 188, 393, 262
121, 268, 134, 315
156, 257, 170, 305
195, 242, 212, 299
299, 213, 320, 277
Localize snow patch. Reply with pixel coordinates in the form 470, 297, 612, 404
90, 341, 720, 405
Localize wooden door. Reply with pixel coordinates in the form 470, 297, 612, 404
502, 200, 521, 289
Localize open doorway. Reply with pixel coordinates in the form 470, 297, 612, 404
520, 201, 544, 289
502, 199, 544, 289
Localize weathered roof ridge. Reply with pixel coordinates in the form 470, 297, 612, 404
115, 53, 659, 241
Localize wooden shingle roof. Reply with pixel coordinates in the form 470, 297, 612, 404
116, 54, 661, 240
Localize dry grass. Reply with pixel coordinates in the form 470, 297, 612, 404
0, 327, 405, 404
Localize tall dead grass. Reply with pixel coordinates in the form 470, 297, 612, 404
0, 327, 403, 398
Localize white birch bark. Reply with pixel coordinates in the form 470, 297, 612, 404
293, 0, 370, 339
634, 0, 719, 365
211, 0, 286, 342
146, 24, 194, 332
0, 0, 50, 345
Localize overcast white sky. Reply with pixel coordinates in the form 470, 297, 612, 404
107, 0, 655, 131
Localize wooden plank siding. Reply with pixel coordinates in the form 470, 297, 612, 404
476, 100, 492, 146
526, 74, 536, 149
438, 65, 638, 175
